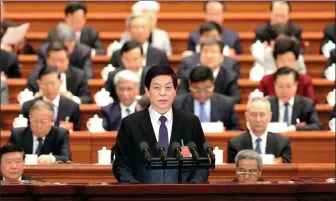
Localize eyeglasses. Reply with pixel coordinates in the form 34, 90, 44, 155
237, 171, 259, 176
117, 87, 136, 92
190, 86, 214, 93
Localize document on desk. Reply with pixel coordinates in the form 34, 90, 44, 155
1, 23, 30, 45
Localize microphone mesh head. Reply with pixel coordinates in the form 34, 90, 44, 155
156, 142, 164, 151
187, 141, 197, 149
140, 141, 149, 151
171, 141, 181, 150
203, 142, 212, 150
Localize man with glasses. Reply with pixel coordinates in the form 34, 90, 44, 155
174, 66, 240, 130
9, 100, 71, 164
228, 97, 292, 163
233, 149, 263, 183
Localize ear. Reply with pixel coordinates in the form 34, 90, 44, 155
145, 87, 149, 96
37, 80, 41, 88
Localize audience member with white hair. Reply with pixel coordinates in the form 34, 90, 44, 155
233, 149, 263, 183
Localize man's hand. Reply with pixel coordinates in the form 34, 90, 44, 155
38, 155, 55, 164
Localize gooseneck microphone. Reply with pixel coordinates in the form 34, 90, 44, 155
187, 142, 199, 161
172, 141, 183, 161
203, 142, 216, 167
156, 142, 167, 163
140, 142, 151, 162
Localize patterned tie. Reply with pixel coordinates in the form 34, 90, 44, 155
159, 116, 169, 153
199, 102, 209, 123
255, 138, 262, 155
283, 102, 290, 126
35, 138, 44, 155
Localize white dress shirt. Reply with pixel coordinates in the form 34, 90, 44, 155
142, 42, 149, 66
60, 73, 81, 104
120, 101, 137, 119
212, 67, 220, 79
193, 99, 211, 122
278, 97, 295, 124
250, 131, 268, 155
43, 95, 60, 120
148, 105, 173, 143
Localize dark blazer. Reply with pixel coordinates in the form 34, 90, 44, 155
20, 96, 81, 131
104, 66, 150, 101
101, 102, 122, 131
8, 126, 71, 162
110, 46, 169, 69
258, 73, 317, 103
173, 93, 240, 130
26, 67, 92, 104
255, 22, 302, 43
0, 175, 44, 182
268, 95, 323, 131
113, 108, 209, 183
228, 131, 292, 163
35, 43, 93, 78
0, 49, 21, 78
331, 105, 336, 119
322, 23, 336, 47
187, 27, 242, 54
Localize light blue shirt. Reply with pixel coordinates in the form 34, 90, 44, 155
193, 99, 211, 122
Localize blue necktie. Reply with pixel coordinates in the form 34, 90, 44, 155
283, 102, 290, 126
199, 103, 209, 122
159, 116, 168, 153
255, 138, 262, 155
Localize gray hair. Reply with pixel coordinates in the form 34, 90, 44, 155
29, 100, 55, 118
272, 1, 290, 11
246, 97, 271, 112
235, 149, 262, 169
50, 22, 76, 43
125, 13, 148, 28
113, 69, 140, 86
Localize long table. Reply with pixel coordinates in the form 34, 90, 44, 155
1, 131, 335, 164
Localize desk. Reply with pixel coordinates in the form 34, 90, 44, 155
1, 131, 334, 164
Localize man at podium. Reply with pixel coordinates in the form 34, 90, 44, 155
113, 64, 209, 183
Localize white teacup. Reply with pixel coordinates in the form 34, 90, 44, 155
262, 154, 275, 164
326, 89, 336, 106
12, 114, 28, 128
98, 147, 112, 165
17, 88, 34, 105
249, 63, 265, 81
101, 64, 116, 81
213, 146, 223, 165
86, 115, 105, 133
325, 64, 336, 81
94, 88, 112, 107
329, 118, 335, 132
25, 154, 38, 165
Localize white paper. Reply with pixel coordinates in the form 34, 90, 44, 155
201, 122, 224, 133
267, 122, 288, 133
1, 23, 30, 45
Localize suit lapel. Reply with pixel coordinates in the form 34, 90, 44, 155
146, 47, 153, 66
25, 129, 34, 154
139, 109, 158, 155
111, 104, 122, 130
55, 96, 66, 125
184, 94, 195, 114
41, 127, 54, 155
291, 96, 302, 124
168, 109, 184, 156
241, 132, 253, 150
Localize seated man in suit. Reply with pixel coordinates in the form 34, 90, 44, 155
26, 41, 92, 104
258, 38, 316, 102
0, 49, 21, 78
102, 70, 141, 131
331, 105, 336, 119
0, 79, 8, 104
104, 40, 149, 101
228, 97, 292, 163
174, 66, 240, 130
21, 66, 80, 131
9, 100, 71, 164
187, 1, 241, 55
113, 64, 209, 183
269, 68, 323, 131
120, 1, 172, 56
0, 143, 43, 182
255, 1, 302, 43
321, 23, 336, 56
233, 149, 263, 183
36, 23, 93, 78
178, 38, 240, 103
110, 14, 169, 68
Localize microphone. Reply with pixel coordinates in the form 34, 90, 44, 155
156, 142, 167, 163
171, 141, 183, 161
187, 142, 199, 161
203, 142, 216, 167
140, 142, 151, 162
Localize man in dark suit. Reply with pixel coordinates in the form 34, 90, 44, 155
26, 41, 92, 104
174, 66, 240, 130
113, 64, 209, 183
110, 14, 169, 68
36, 23, 93, 78
228, 97, 292, 163
187, 1, 241, 54
21, 66, 80, 131
255, 1, 301, 43
9, 100, 71, 164
269, 67, 323, 131
0, 49, 21, 78
331, 105, 336, 119
321, 24, 336, 51
104, 40, 150, 101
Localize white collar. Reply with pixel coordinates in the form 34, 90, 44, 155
33, 134, 46, 141
279, 96, 295, 107
43, 94, 60, 107
142, 42, 149, 55
148, 105, 173, 124
250, 130, 268, 143
212, 67, 220, 79
120, 100, 137, 113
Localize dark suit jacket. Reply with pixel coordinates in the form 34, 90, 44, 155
228, 131, 292, 163
8, 126, 71, 162
101, 102, 122, 131
255, 22, 302, 43
173, 93, 240, 130
0, 175, 44, 182
268, 95, 323, 131
26, 67, 92, 104
187, 27, 242, 54
36, 43, 93, 78
322, 24, 336, 47
21, 96, 81, 131
113, 108, 209, 183
110, 46, 169, 68
0, 49, 21, 78
258, 73, 317, 103
331, 105, 336, 119
104, 66, 150, 101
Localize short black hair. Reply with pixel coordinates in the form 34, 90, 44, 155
65, 2, 87, 16
144, 64, 178, 89
47, 41, 69, 58
199, 21, 222, 36
270, 1, 291, 13
262, 23, 294, 43
0, 143, 25, 163
189, 66, 214, 83
273, 67, 299, 82
200, 38, 224, 52
273, 37, 300, 60
120, 40, 143, 56
38, 65, 61, 80
204, 1, 225, 12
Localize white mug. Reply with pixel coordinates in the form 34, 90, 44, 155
25, 154, 38, 165
329, 118, 335, 132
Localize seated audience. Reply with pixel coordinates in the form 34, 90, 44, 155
258, 38, 315, 102
323, 48, 336, 78
174, 66, 240, 130
0, 49, 21, 78
321, 23, 336, 55
1, 79, 8, 104
102, 70, 141, 131
110, 14, 169, 68
228, 97, 292, 163
46, 2, 105, 55
104, 40, 149, 101
21, 66, 80, 131
36, 23, 93, 78
120, 1, 172, 56
269, 68, 323, 131
255, 1, 302, 43
0, 143, 43, 182
187, 1, 241, 54
9, 100, 71, 164
26, 41, 92, 104
233, 149, 263, 183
